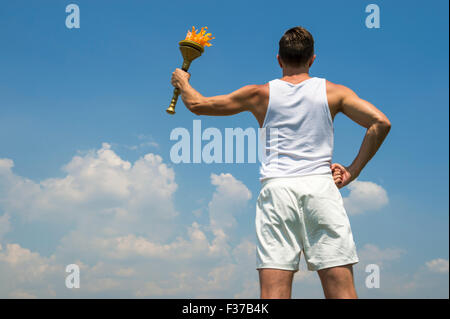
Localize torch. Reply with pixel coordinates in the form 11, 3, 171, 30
166, 26, 214, 115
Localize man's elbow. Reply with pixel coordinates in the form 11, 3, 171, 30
183, 98, 204, 115
188, 97, 212, 115
376, 117, 391, 135
187, 102, 204, 116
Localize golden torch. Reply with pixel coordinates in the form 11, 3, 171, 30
166, 26, 214, 114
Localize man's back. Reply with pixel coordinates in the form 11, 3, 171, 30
259, 77, 334, 182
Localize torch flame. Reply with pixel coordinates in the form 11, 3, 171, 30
185, 26, 215, 47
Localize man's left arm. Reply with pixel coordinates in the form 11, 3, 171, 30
171, 68, 262, 116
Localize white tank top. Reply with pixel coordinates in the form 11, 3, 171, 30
259, 77, 333, 181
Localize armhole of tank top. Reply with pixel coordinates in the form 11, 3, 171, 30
322, 79, 334, 129
261, 80, 275, 128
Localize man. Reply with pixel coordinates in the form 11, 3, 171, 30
171, 26, 391, 299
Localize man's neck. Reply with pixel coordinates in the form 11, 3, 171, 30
281, 68, 311, 84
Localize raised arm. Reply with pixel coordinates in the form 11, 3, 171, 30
327, 81, 391, 188
171, 68, 266, 118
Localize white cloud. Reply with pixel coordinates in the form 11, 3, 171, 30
426, 258, 449, 274
357, 243, 405, 266
0, 143, 179, 242
0, 158, 14, 170
349, 245, 448, 298
0, 144, 447, 299
387, 259, 450, 298
115, 267, 135, 277
343, 180, 389, 215
114, 134, 159, 151
0, 213, 10, 240
208, 173, 252, 231
233, 280, 259, 299
0, 243, 60, 298
90, 222, 229, 261
9, 290, 37, 299
0, 144, 259, 298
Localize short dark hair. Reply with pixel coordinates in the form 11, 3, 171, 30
278, 26, 314, 67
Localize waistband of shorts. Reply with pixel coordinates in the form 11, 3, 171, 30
260, 172, 333, 187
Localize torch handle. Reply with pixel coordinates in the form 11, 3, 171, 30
166, 61, 191, 115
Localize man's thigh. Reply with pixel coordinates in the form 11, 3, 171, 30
317, 264, 357, 299
258, 268, 295, 299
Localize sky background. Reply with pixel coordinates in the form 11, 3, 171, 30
0, 0, 448, 298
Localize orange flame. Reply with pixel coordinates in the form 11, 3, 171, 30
185, 26, 215, 47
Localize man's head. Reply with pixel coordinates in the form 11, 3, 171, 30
278, 26, 315, 71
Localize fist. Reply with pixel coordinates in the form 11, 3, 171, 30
171, 68, 190, 89
331, 163, 354, 189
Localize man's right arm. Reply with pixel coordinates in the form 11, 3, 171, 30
328, 81, 391, 188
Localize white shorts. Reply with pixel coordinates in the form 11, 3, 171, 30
256, 173, 359, 272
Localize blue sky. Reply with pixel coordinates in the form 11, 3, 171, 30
0, 0, 448, 298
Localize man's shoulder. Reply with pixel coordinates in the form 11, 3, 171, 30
325, 80, 352, 95
325, 80, 356, 106
243, 83, 269, 93
238, 84, 269, 127
237, 83, 269, 101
